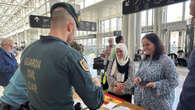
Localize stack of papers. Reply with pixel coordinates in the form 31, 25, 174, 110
103, 103, 131, 110
104, 103, 117, 109
112, 106, 130, 110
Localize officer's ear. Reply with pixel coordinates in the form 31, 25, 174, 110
67, 21, 74, 33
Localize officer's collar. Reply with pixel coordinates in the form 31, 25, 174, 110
40, 35, 69, 46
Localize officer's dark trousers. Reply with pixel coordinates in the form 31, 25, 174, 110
0, 102, 18, 110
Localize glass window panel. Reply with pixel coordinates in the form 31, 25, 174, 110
76, 40, 79, 43
111, 36, 116, 45
77, 31, 80, 36
185, 1, 192, 20
80, 2, 84, 9
92, 39, 96, 46
85, 0, 95, 7
80, 40, 83, 44
79, 31, 82, 36
141, 11, 147, 26
74, 0, 84, 9
80, 40, 84, 45
140, 33, 147, 49
86, 39, 88, 46
85, 0, 103, 8
102, 37, 107, 48
117, 17, 122, 30
105, 19, 110, 32
167, 3, 183, 22
83, 39, 87, 46
111, 18, 117, 31
148, 9, 153, 25
101, 21, 105, 32
88, 39, 92, 46
79, 40, 82, 44
105, 37, 109, 46
170, 32, 179, 53
96, 0, 103, 3
83, 31, 87, 35
41, 0, 45, 5
76, 31, 79, 36
88, 31, 92, 34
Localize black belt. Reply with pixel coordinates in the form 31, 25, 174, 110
0, 102, 19, 110
0, 101, 30, 110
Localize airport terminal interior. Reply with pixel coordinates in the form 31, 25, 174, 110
0, 0, 194, 110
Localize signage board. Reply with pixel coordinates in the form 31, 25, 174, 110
123, 0, 188, 15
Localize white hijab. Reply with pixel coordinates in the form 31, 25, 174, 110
115, 43, 129, 65
111, 43, 129, 76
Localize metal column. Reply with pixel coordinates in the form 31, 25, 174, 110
122, 14, 136, 60
136, 12, 141, 50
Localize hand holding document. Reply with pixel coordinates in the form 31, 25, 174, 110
92, 77, 101, 87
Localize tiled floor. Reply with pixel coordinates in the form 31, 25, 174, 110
173, 66, 189, 110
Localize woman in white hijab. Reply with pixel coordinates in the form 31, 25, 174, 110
107, 43, 135, 103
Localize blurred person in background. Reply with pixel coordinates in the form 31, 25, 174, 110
110, 35, 125, 60
71, 42, 97, 78
103, 38, 114, 71
0, 38, 18, 87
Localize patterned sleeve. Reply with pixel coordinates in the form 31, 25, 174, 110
154, 56, 179, 96
124, 61, 135, 94
106, 60, 117, 88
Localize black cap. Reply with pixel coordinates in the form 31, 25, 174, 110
115, 35, 124, 44
50, 2, 79, 28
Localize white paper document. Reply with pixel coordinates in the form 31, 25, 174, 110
112, 106, 130, 110
104, 103, 118, 109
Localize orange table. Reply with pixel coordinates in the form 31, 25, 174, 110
102, 93, 145, 110
73, 91, 145, 110
104, 92, 125, 104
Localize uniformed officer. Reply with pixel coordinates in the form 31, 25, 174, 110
177, 49, 195, 110
177, 0, 195, 109
20, 2, 104, 110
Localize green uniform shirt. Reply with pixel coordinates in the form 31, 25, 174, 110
20, 36, 104, 110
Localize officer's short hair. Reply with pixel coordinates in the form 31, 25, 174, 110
50, 2, 79, 28
50, 8, 72, 25
115, 36, 124, 44
1, 38, 13, 47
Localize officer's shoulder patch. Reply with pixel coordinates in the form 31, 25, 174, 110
80, 59, 89, 72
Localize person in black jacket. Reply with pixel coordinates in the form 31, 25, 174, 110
177, 49, 195, 110
177, 0, 195, 109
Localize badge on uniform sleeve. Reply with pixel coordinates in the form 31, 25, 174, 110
80, 59, 89, 72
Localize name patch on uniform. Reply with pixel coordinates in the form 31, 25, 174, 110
80, 59, 89, 72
